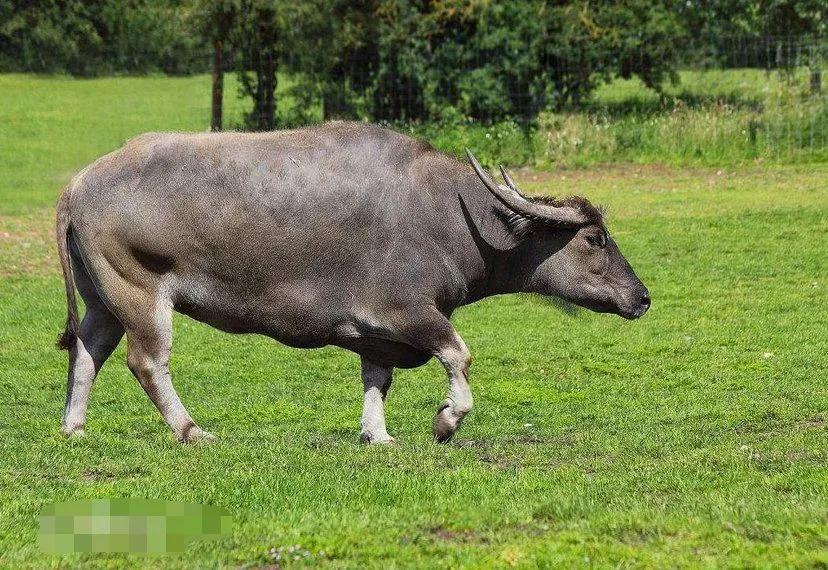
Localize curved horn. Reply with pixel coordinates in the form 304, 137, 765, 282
465, 148, 591, 226
499, 164, 521, 195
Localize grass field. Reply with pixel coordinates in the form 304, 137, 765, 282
2, 67, 826, 193
389, 66, 828, 167
0, 74, 827, 568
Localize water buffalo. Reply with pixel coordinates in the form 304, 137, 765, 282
56, 121, 649, 444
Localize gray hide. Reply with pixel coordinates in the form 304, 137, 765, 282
55, 121, 649, 443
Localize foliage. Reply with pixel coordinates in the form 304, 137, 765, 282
391, 63, 828, 168
674, 0, 825, 47
3, 1, 824, 126
1, 73, 828, 566
532, 67, 828, 167
0, 0, 205, 75
301, 0, 686, 121
232, 0, 281, 130
190, 0, 239, 43
190, 0, 239, 130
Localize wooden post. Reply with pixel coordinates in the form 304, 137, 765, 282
810, 43, 822, 96
211, 39, 224, 132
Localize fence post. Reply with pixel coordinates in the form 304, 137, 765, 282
810, 43, 822, 96
211, 39, 223, 132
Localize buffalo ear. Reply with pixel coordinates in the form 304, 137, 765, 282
503, 211, 540, 239
488, 207, 542, 243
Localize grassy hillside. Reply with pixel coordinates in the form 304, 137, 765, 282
0, 74, 826, 568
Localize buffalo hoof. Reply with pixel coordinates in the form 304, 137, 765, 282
433, 402, 467, 443
360, 432, 396, 445
179, 426, 217, 444
61, 426, 86, 439
433, 411, 458, 443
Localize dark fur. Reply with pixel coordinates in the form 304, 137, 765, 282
504, 195, 604, 238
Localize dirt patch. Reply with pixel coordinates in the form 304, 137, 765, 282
429, 526, 489, 544
81, 465, 149, 483
722, 521, 776, 543
784, 450, 819, 463
736, 416, 826, 437
82, 467, 116, 483
479, 453, 522, 470
457, 432, 577, 448
796, 417, 825, 430
515, 163, 711, 185
614, 526, 661, 546
509, 432, 579, 446
428, 522, 553, 547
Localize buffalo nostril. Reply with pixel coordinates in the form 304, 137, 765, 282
640, 293, 651, 308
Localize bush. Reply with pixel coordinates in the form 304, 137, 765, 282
396, 113, 535, 168
0, 0, 206, 76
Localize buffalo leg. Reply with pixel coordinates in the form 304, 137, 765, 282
61, 306, 124, 437
432, 335, 473, 443
360, 358, 394, 444
62, 253, 124, 437
404, 312, 473, 442
124, 300, 214, 443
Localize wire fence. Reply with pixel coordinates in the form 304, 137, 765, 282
223, 37, 827, 115
199, 36, 827, 164
7, 36, 826, 169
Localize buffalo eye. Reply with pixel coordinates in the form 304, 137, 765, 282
585, 232, 607, 248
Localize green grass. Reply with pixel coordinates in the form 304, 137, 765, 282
533, 67, 828, 167
592, 68, 814, 112
2, 67, 826, 204
0, 73, 305, 214
1, 74, 828, 568
394, 67, 828, 168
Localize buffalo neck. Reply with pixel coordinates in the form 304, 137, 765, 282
451, 172, 532, 306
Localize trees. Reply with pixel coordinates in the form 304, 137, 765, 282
233, 1, 281, 131
674, 0, 824, 43
193, 0, 238, 131
231, 1, 326, 130
297, 0, 685, 122
1, 1, 823, 124
0, 0, 204, 75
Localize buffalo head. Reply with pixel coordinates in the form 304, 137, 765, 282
467, 150, 650, 320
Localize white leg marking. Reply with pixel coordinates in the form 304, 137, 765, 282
61, 305, 123, 437
360, 360, 395, 444
433, 336, 473, 443
61, 338, 95, 437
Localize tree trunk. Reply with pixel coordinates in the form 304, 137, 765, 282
261, 48, 276, 130
211, 39, 224, 132
323, 80, 349, 119
810, 43, 822, 96
252, 47, 277, 131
